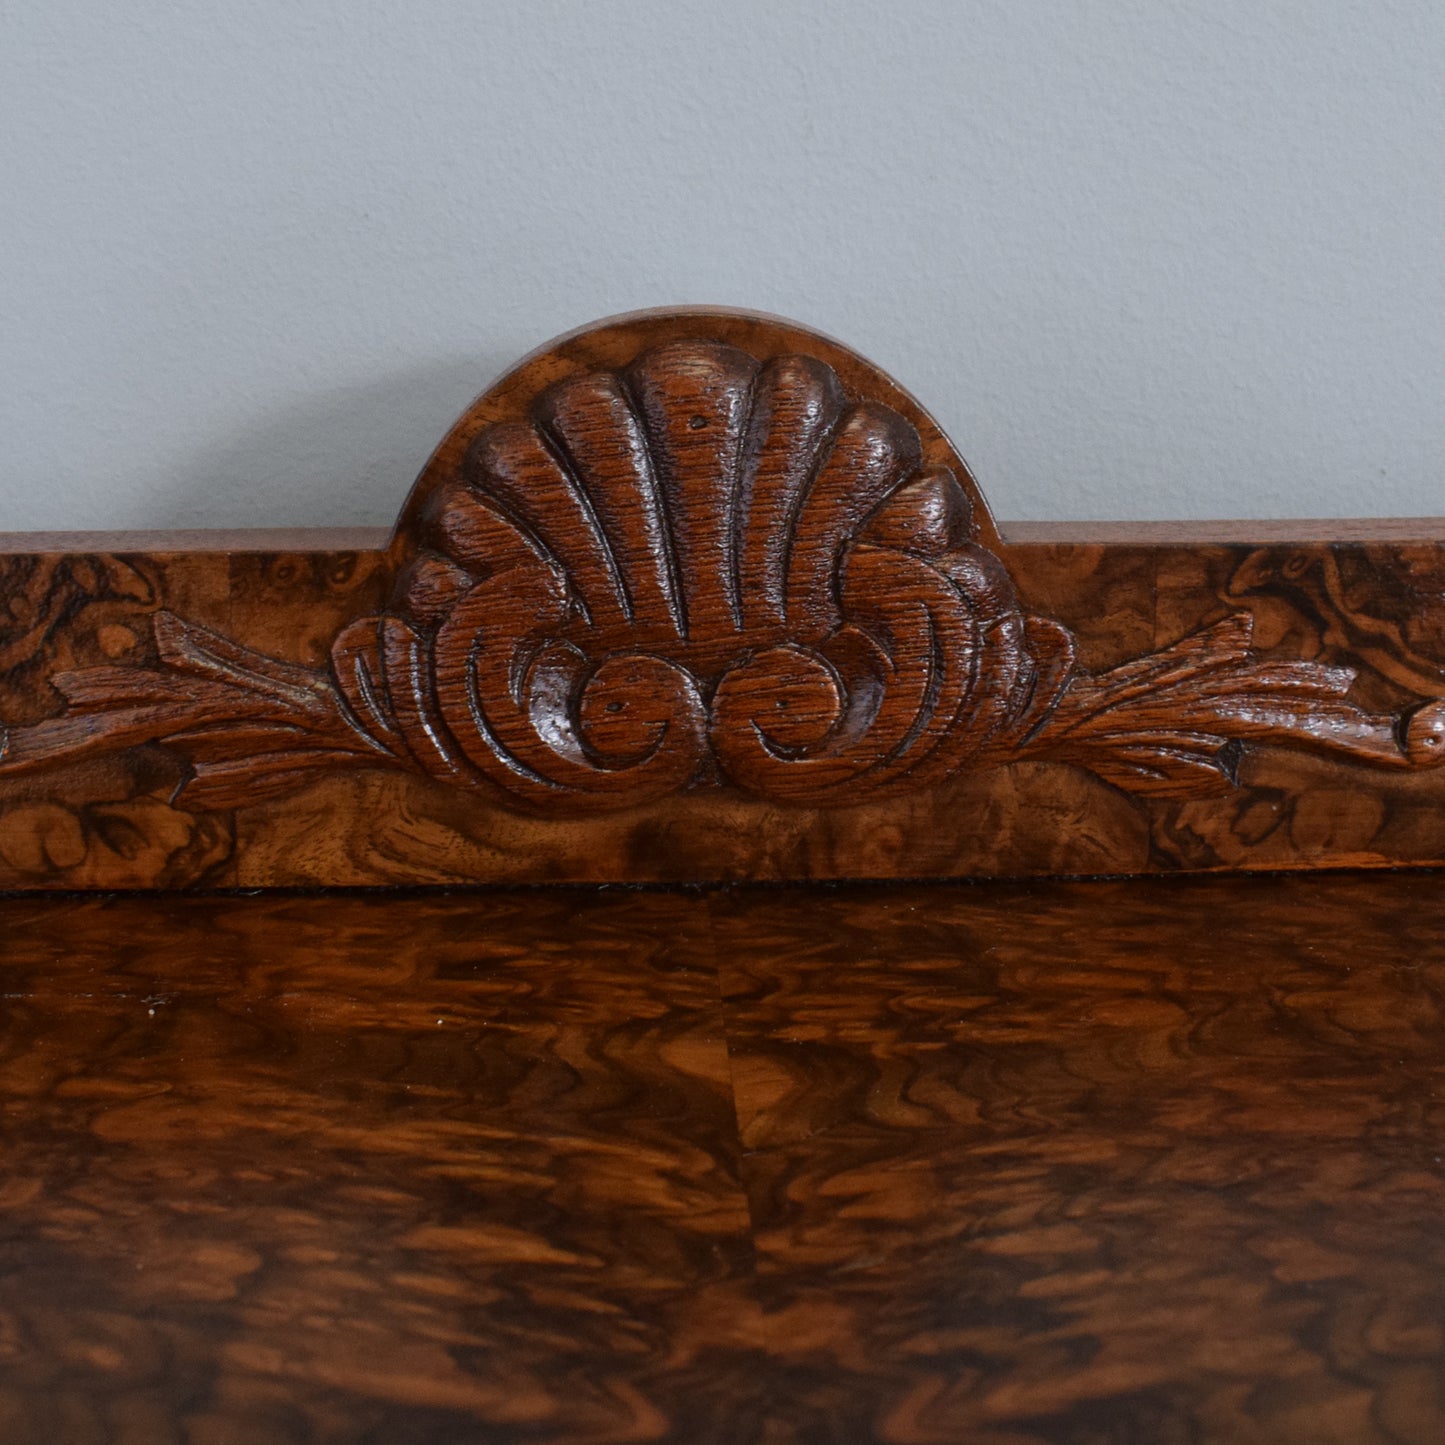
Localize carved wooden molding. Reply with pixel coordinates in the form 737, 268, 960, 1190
1, 308, 1444, 886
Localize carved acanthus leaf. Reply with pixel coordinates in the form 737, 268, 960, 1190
1015, 613, 1424, 795
0, 612, 394, 811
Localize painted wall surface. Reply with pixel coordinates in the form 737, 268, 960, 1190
2, 1, 1443, 529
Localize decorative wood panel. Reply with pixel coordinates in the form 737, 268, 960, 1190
2, 308, 1444, 887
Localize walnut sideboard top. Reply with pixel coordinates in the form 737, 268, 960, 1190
2, 306, 1444, 890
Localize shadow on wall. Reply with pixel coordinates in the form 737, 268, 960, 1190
149, 351, 519, 531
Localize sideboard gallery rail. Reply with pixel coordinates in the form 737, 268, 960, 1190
1, 307, 1443, 889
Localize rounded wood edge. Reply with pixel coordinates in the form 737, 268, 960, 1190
387, 306, 1003, 555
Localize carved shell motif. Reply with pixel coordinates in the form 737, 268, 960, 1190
335, 340, 1076, 810
2, 331, 1442, 814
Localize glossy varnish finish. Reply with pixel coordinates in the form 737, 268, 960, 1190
2, 873, 1445, 1441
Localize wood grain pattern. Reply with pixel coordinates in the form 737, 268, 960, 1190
1, 874, 1445, 1441
1, 533, 1445, 887
2, 308, 1445, 885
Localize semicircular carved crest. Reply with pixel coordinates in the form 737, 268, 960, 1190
354, 339, 1073, 810
3, 322, 1444, 813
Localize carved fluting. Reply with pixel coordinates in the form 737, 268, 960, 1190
2, 334, 1443, 814
344, 340, 1082, 810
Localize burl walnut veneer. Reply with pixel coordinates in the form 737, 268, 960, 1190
3, 308, 1445, 886
1, 310, 1444, 1443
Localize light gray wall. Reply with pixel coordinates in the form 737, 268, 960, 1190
3, 0, 1443, 529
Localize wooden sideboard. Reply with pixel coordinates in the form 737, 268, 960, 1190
0, 309, 1442, 1443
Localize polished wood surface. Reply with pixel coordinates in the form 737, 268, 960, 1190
1, 871, 1444, 1441
2, 308, 1445, 887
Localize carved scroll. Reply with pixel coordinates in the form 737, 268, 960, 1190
2, 332, 1443, 816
